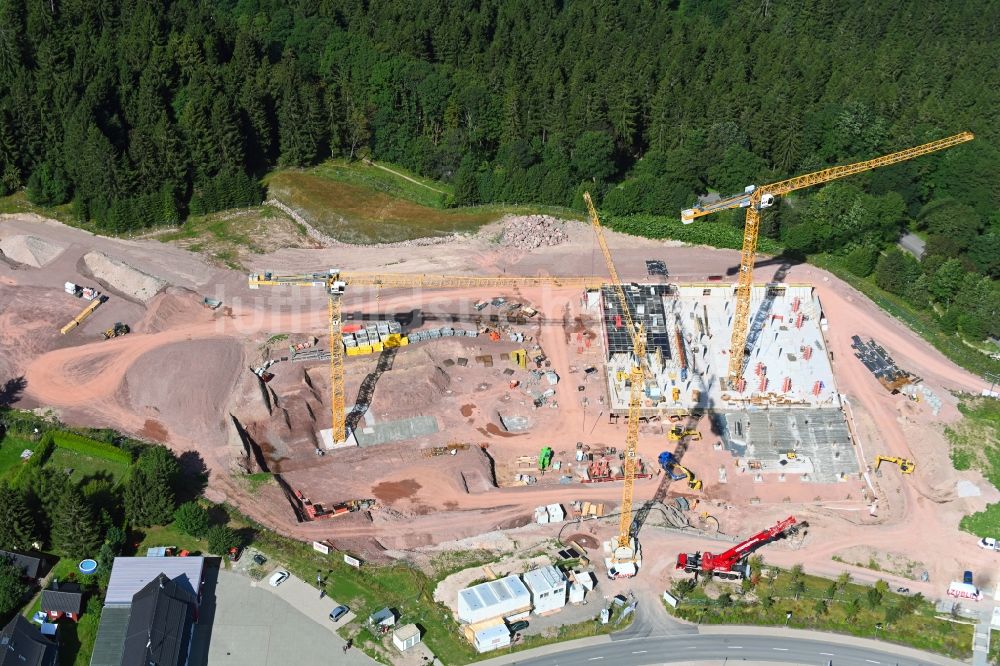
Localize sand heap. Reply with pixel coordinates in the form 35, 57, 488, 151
0, 235, 65, 267
83, 251, 167, 302
498, 214, 569, 249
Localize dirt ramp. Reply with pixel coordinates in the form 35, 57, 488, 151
83, 251, 167, 302
118, 338, 243, 442
0, 235, 65, 267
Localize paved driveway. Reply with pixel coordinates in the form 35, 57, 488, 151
188, 566, 375, 666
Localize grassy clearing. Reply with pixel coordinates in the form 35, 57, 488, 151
946, 398, 1000, 538
311, 159, 451, 209
137, 523, 210, 555
51, 431, 132, 466
669, 567, 971, 659
810, 254, 1000, 378
46, 448, 128, 485
266, 170, 495, 244
0, 433, 34, 480
155, 205, 312, 269
0, 191, 77, 225
266, 161, 581, 244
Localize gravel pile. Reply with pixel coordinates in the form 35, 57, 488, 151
83, 251, 167, 302
498, 214, 569, 249
0, 234, 65, 267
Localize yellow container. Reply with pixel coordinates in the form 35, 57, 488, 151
346, 346, 363, 356
399, 336, 409, 346
371, 341, 384, 353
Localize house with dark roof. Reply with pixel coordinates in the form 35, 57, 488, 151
120, 574, 196, 666
90, 557, 205, 666
0, 549, 44, 580
40, 581, 84, 622
0, 615, 57, 666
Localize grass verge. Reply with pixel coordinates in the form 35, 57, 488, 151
668, 567, 972, 659
809, 254, 1000, 378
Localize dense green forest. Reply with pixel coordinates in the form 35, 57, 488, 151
0, 0, 997, 341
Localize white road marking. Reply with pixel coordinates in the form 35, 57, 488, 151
820, 653, 835, 656
631, 651, 648, 654
728, 646, 743, 649
588, 658, 604, 662
773, 647, 789, 651
865, 660, 880, 664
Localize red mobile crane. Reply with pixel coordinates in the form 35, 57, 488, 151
676, 516, 799, 580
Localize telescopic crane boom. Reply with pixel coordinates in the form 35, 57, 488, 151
677, 515, 798, 580
681, 131, 974, 384
583, 191, 647, 578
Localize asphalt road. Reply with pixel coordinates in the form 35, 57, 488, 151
509, 634, 942, 666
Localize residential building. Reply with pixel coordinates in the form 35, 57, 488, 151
522, 565, 567, 615
90, 557, 206, 666
0, 615, 57, 666
0, 549, 44, 580
457, 575, 531, 624
40, 582, 83, 622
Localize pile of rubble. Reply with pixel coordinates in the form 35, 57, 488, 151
498, 215, 569, 249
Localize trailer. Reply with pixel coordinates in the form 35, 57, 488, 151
947, 581, 982, 601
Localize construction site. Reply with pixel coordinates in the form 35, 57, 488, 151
1, 132, 998, 652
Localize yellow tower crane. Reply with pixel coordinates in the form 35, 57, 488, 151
249, 270, 604, 444
583, 191, 646, 578
681, 131, 974, 385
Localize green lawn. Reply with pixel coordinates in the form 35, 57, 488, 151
46, 448, 128, 484
669, 568, 972, 659
0, 433, 34, 480
311, 159, 452, 209
137, 523, 209, 556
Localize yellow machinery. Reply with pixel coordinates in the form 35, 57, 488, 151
874, 455, 915, 474
60, 297, 105, 335
681, 132, 974, 385
511, 349, 527, 369
583, 191, 648, 577
249, 270, 603, 444
668, 427, 701, 442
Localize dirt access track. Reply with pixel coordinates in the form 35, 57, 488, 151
0, 211, 994, 596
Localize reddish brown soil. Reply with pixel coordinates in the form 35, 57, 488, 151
372, 479, 422, 503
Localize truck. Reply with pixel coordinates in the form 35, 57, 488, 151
676, 516, 799, 580
947, 581, 982, 601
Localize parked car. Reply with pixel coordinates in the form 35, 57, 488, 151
963, 570, 974, 585
329, 605, 349, 622
252, 553, 267, 566
268, 570, 290, 587
978, 537, 998, 551
508, 620, 529, 633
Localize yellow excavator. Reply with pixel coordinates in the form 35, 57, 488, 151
668, 427, 702, 442
874, 455, 915, 475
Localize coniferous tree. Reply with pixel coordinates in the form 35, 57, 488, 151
0, 484, 38, 551
51, 485, 101, 559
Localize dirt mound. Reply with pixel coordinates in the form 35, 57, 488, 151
0, 235, 65, 267
118, 338, 244, 442
139, 288, 212, 334
497, 214, 569, 249
83, 251, 167, 302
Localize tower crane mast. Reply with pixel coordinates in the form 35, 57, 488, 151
681, 131, 974, 384
583, 191, 647, 578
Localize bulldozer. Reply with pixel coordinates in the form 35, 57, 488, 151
874, 455, 915, 475
102, 322, 130, 340
668, 426, 702, 442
